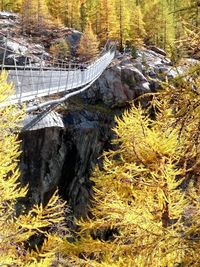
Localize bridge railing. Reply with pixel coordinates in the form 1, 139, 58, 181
0, 31, 114, 71
0, 31, 115, 108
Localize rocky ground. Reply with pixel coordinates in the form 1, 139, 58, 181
0, 11, 82, 66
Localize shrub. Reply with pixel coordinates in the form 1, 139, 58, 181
49, 38, 71, 60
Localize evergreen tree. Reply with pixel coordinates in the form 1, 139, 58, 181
98, 0, 118, 43
0, 0, 22, 11
80, 1, 88, 32
115, 0, 131, 50
62, 0, 82, 29
46, 0, 64, 25
83, 0, 101, 35
49, 38, 71, 59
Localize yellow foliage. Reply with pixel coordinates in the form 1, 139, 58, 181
21, 0, 53, 33
57, 64, 200, 266
0, 71, 68, 266
49, 39, 71, 60
77, 22, 99, 61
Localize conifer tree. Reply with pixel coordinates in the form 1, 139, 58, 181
56, 65, 200, 266
0, 71, 68, 266
60, 0, 82, 29
82, 0, 101, 35
0, 0, 22, 11
77, 22, 99, 60
0, 0, 7, 10
46, 0, 64, 25
21, 0, 52, 33
80, 1, 88, 31
129, 5, 146, 47
50, 38, 71, 59
98, 0, 118, 43
115, 0, 131, 50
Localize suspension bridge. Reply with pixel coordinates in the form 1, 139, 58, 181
0, 32, 115, 112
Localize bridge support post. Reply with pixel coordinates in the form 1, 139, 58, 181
1, 32, 8, 72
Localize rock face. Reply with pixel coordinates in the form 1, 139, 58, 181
82, 60, 150, 107
23, 111, 64, 131
0, 11, 18, 28
0, 31, 50, 66
82, 49, 173, 107
20, 109, 114, 218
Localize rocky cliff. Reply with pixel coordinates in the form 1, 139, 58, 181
20, 106, 115, 219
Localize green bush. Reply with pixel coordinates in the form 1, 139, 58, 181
131, 46, 138, 59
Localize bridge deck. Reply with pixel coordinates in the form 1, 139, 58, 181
0, 32, 115, 109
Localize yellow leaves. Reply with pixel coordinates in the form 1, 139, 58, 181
114, 104, 180, 170
0, 71, 69, 266
77, 22, 99, 60
21, 0, 53, 33
24, 258, 55, 267
0, 71, 14, 102
0, 189, 67, 264
67, 65, 200, 266
12, 190, 66, 245
49, 39, 71, 60
25, 235, 65, 266
0, 73, 26, 204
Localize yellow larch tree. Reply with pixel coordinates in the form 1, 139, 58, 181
60, 0, 82, 29
129, 5, 146, 47
115, 0, 131, 50
0, 71, 69, 266
142, 0, 175, 51
80, 0, 100, 33
77, 22, 99, 60
99, 0, 118, 43
55, 65, 200, 266
21, 0, 52, 33
46, 0, 64, 26
0, 0, 22, 11
49, 38, 71, 60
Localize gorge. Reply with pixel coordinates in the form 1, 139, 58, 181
19, 48, 182, 221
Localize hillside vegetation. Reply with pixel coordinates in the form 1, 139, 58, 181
0, 1, 200, 266
0, 0, 199, 58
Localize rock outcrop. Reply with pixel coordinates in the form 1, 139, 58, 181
82, 49, 173, 107
20, 108, 114, 219
82, 59, 150, 107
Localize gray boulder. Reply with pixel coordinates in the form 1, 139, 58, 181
0, 11, 17, 20
65, 29, 82, 55
0, 35, 50, 66
82, 58, 150, 107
